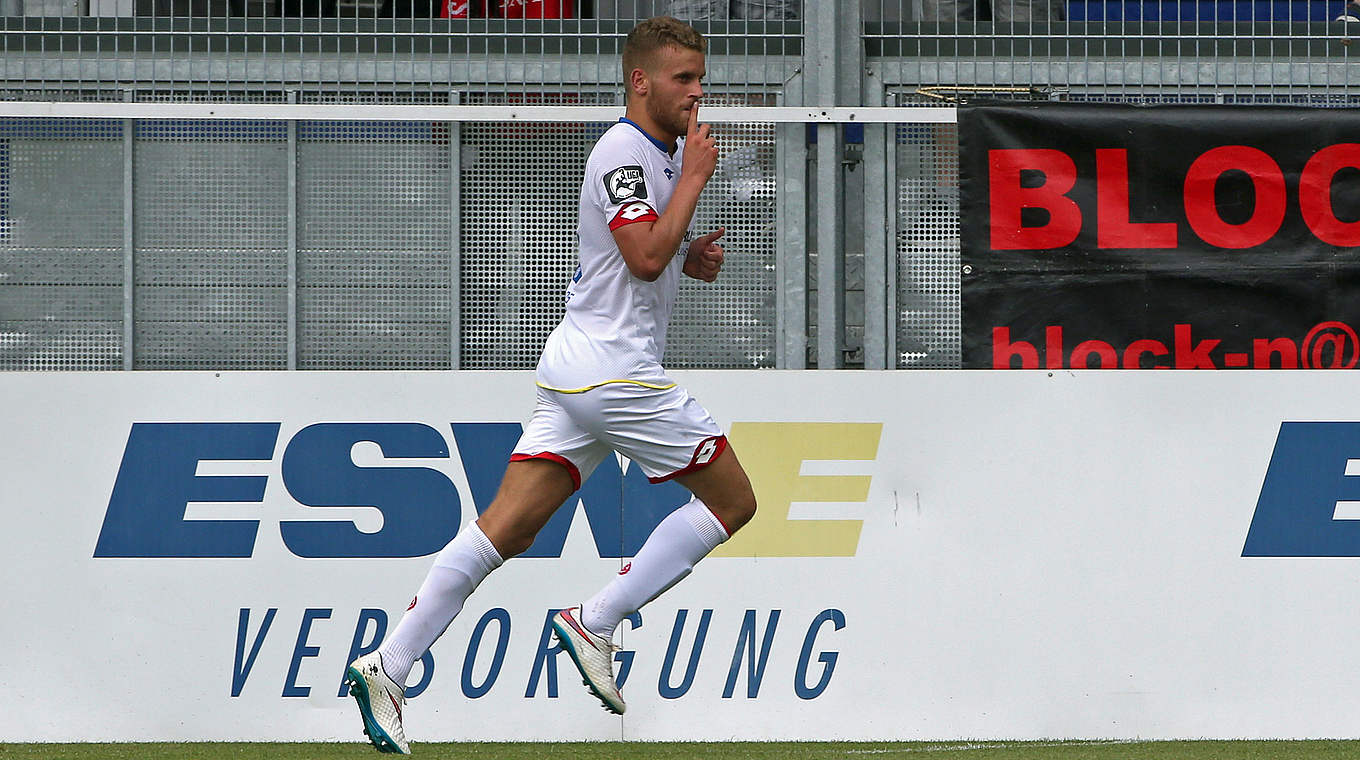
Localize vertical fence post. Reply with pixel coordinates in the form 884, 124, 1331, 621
863, 119, 889, 370
776, 119, 807, 370
121, 88, 134, 371
807, 1, 863, 369
884, 107, 898, 369
449, 90, 462, 370
775, 41, 808, 369
287, 89, 299, 371
815, 121, 843, 369
807, 2, 840, 369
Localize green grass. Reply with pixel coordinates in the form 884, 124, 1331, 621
3, 742, 1360, 760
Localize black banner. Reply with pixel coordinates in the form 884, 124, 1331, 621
958, 102, 1360, 369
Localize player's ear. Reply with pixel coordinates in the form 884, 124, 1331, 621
629, 68, 648, 98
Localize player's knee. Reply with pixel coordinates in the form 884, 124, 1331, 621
721, 491, 757, 535
738, 491, 757, 528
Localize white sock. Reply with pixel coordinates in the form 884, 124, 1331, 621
580, 497, 729, 642
378, 520, 503, 688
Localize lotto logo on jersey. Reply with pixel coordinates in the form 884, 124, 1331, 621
609, 201, 659, 231
605, 165, 648, 204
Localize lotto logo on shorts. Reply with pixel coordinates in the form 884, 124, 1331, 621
693, 437, 720, 466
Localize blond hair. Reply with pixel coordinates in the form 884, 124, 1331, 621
621, 16, 706, 87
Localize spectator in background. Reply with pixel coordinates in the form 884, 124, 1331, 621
1339, 0, 1360, 21
380, 0, 585, 19
923, 0, 1064, 21
277, 0, 336, 16
665, 0, 796, 20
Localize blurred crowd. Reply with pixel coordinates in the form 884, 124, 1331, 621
9, 0, 1352, 28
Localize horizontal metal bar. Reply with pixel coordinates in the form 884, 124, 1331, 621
0, 102, 957, 123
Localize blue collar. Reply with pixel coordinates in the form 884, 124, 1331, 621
619, 117, 674, 156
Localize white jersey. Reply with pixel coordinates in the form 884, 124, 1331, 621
535, 119, 694, 392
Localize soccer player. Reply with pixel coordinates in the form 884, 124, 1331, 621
344, 16, 757, 754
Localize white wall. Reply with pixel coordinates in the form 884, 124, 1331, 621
2, 370, 1357, 742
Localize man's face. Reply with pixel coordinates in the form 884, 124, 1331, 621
641, 44, 706, 139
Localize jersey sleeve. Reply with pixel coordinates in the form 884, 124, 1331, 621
593, 147, 661, 232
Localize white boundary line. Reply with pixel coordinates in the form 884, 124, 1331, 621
843, 740, 1145, 755
0, 102, 957, 123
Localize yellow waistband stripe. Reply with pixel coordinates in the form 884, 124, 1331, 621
536, 378, 678, 394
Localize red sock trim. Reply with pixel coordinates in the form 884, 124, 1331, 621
708, 507, 733, 539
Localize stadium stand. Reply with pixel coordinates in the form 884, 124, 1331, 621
1067, 0, 1337, 21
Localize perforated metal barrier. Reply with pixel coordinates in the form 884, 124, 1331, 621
670, 119, 776, 369
298, 120, 452, 369
458, 95, 776, 370
9, 2, 1360, 372
894, 120, 960, 369
0, 110, 779, 370
134, 120, 290, 368
0, 119, 124, 370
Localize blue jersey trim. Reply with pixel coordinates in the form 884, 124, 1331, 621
619, 117, 674, 156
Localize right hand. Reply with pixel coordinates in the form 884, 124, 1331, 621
682, 102, 719, 184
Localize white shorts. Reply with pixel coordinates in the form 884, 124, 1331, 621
511, 381, 727, 490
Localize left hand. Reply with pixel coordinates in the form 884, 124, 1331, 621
683, 227, 725, 283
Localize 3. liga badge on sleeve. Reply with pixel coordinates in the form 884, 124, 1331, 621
605, 165, 648, 204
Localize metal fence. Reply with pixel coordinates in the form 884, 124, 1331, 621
4, 1, 1360, 371
0, 108, 788, 370
7, 1, 1359, 101
0, 1, 803, 100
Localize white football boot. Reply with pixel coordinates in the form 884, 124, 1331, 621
345, 651, 411, 754
551, 605, 626, 715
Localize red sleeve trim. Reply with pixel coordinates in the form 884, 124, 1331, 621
608, 201, 660, 231
509, 452, 582, 491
